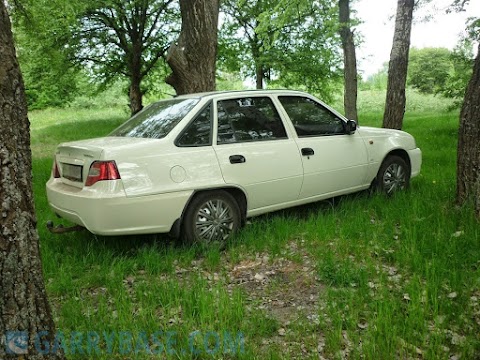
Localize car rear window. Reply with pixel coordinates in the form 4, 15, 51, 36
110, 99, 199, 139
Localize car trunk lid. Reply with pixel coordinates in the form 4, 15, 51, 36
54, 137, 157, 189
55, 143, 104, 189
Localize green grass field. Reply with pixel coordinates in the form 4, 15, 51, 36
29, 90, 480, 359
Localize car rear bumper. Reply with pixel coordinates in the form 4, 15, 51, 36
408, 147, 422, 178
46, 178, 192, 236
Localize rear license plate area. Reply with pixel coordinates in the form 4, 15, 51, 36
62, 163, 83, 182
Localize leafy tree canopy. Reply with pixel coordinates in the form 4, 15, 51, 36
438, 40, 474, 104
12, 0, 83, 109
14, 29, 79, 109
71, 0, 178, 83
13, 0, 180, 113
407, 44, 475, 106
407, 47, 452, 94
219, 0, 342, 101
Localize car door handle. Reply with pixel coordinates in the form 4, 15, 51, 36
229, 155, 246, 164
301, 148, 314, 156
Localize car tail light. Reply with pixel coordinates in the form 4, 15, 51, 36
85, 161, 121, 187
52, 158, 60, 178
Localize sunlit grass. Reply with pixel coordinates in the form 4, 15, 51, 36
331, 88, 457, 120
30, 91, 480, 359
29, 107, 128, 158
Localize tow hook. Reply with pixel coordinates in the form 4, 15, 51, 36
46, 220, 85, 234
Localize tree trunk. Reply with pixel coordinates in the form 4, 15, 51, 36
128, 38, 144, 116
456, 43, 480, 218
252, 35, 264, 89
255, 62, 264, 89
166, 0, 219, 95
382, 0, 414, 130
339, 0, 358, 121
0, 2, 65, 359
129, 73, 143, 116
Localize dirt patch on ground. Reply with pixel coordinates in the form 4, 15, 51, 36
220, 242, 328, 358
226, 245, 322, 326
69, 240, 327, 357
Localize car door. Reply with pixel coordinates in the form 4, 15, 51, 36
278, 95, 369, 200
213, 96, 303, 210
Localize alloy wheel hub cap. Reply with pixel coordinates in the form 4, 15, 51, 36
384, 164, 405, 193
196, 200, 233, 242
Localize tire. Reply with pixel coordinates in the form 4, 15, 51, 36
182, 190, 241, 245
375, 155, 410, 195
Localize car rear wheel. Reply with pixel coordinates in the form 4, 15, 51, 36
182, 190, 241, 245
376, 155, 410, 195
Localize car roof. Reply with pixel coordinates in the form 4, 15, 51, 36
173, 89, 311, 101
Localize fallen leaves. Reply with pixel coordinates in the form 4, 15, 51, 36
447, 292, 458, 299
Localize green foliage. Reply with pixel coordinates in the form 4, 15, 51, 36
216, 72, 246, 91
405, 45, 473, 108
68, 0, 179, 83
67, 79, 130, 110
12, 1, 83, 109
359, 45, 472, 110
440, 2, 478, 107
141, 62, 177, 100
407, 47, 452, 94
264, 1, 343, 99
466, 17, 480, 41
219, 0, 342, 101
14, 0, 345, 109
16, 34, 79, 109
438, 40, 474, 105
219, 0, 276, 81
359, 64, 388, 91
331, 88, 456, 118
12, 0, 180, 110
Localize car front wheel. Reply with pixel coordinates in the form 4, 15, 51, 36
182, 190, 241, 245
376, 155, 410, 195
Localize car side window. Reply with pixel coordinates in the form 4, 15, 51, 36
279, 96, 345, 137
176, 103, 212, 146
217, 97, 288, 144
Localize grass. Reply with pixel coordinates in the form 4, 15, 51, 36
28, 91, 480, 359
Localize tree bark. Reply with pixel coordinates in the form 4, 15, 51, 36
255, 62, 264, 89
0, 2, 65, 359
339, 0, 358, 121
456, 43, 480, 218
128, 32, 145, 116
382, 0, 414, 130
129, 77, 143, 116
252, 35, 264, 89
166, 0, 219, 95
129, 55, 143, 115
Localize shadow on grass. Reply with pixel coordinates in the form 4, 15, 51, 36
253, 190, 371, 222
42, 190, 374, 255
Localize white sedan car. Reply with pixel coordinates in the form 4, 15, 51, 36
47, 90, 421, 243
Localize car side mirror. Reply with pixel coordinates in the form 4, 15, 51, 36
345, 120, 357, 135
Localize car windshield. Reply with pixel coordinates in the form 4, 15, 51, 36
110, 99, 199, 139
